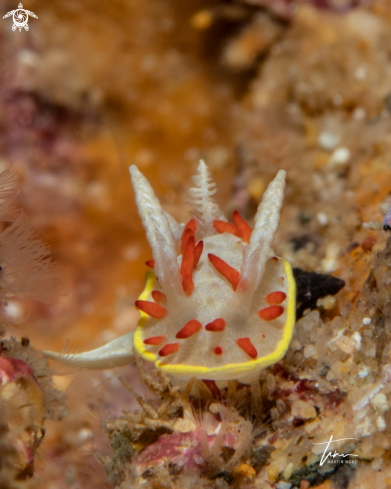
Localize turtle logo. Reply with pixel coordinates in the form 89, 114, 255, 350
3, 3, 38, 32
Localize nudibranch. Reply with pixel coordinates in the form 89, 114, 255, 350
43, 161, 296, 382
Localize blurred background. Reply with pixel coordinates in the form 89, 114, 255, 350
1, 0, 391, 487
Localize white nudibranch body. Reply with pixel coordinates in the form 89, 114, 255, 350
43, 161, 296, 382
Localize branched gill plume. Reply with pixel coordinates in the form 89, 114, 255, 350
187, 160, 225, 234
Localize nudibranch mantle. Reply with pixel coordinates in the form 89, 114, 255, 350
43, 161, 295, 382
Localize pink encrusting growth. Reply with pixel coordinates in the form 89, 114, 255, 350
43, 160, 295, 383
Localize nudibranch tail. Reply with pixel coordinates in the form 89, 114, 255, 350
42, 332, 135, 370
239, 169, 286, 296
187, 159, 226, 235
129, 165, 184, 302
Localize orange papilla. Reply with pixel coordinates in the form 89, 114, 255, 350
176, 319, 202, 339
144, 336, 165, 345
266, 291, 286, 305
205, 318, 226, 332
181, 219, 196, 253
158, 343, 179, 357
151, 290, 167, 304
202, 379, 222, 400
186, 218, 197, 234
180, 236, 195, 295
135, 300, 167, 319
213, 346, 223, 355
213, 220, 241, 238
194, 240, 203, 267
258, 305, 284, 320
181, 228, 194, 255
145, 259, 155, 269
208, 253, 240, 291
236, 337, 257, 359
232, 211, 252, 243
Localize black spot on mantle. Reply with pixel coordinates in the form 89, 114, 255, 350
293, 268, 345, 319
